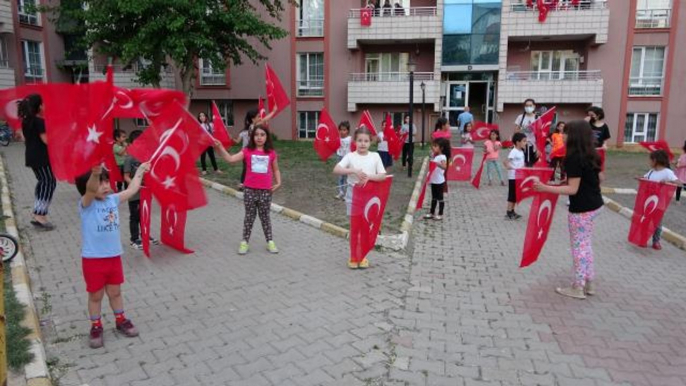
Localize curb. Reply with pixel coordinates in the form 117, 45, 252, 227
603, 195, 686, 251
601, 186, 638, 195
0, 156, 52, 386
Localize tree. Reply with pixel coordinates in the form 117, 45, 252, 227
47, 0, 290, 97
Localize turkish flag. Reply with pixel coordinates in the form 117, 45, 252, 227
0, 84, 46, 131
416, 162, 437, 210
515, 167, 554, 203
102, 87, 187, 120
258, 96, 267, 119
160, 205, 193, 254
537, 0, 550, 22
265, 64, 290, 118
597, 148, 606, 172
502, 140, 513, 148
384, 115, 403, 160
472, 122, 497, 141
446, 147, 474, 181
313, 108, 341, 162
628, 179, 677, 247
139, 186, 152, 258
639, 140, 674, 161
521, 192, 559, 267
350, 177, 393, 263
470, 153, 488, 189
530, 106, 557, 166
211, 101, 234, 148
360, 8, 372, 26
358, 110, 377, 136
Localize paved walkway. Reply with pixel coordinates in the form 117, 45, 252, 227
3, 142, 685, 386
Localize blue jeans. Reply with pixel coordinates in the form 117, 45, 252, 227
337, 155, 347, 197
485, 160, 504, 183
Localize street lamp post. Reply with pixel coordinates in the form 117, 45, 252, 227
420, 81, 426, 147
408, 59, 416, 178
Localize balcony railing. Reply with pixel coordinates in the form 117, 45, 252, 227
348, 6, 437, 18
297, 18, 324, 37
505, 70, 602, 81
510, 0, 606, 12
92, 64, 175, 74
0, 60, 9, 69
629, 77, 663, 96
297, 79, 324, 97
24, 67, 44, 78
349, 72, 435, 82
200, 73, 226, 86
635, 9, 671, 28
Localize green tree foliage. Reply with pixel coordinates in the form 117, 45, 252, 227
47, 0, 290, 96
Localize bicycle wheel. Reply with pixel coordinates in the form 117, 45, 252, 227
0, 233, 19, 263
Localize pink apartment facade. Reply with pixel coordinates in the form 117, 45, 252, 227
1, 0, 684, 147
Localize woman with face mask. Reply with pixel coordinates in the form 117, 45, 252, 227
514, 98, 539, 167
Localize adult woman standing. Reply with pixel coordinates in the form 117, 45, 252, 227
514, 98, 539, 167
19, 94, 56, 230
534, 121, 604, 299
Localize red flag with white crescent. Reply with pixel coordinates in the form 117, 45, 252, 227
628, 179, 676, 247
470, 153, 488, 189
160, 205, 193, 254
0, 84, 47, 131
384, 114, 402, 160
537, 0, 550, 22
313, 108, 341, 162
358, 110, 377, 136
472, 122, 498, 141
515, 167, 554, 203
639, 140, 674, 161
360, 8, 372, 26
416, 162, 437, 210
530, 106, 557, 166
211, 101, 234, 148
258, 96, 267, 119
446, 147, 474, 181
139, 186, 152, 258
350, 177, 393, 263
597, 148, 606, 172
103, 88, 187, 120
521, 192, 559, 267
265, 64, 291, 118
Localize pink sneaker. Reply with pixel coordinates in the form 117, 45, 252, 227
115, 319, 139, 337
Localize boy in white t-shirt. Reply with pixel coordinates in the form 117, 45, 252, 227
505, 132, 527, 220
335, 121, 352, 200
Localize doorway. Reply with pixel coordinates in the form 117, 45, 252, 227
443, 80, 495, 131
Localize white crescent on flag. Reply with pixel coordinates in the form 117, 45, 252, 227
364, 196, 381, 232
520, 176, 541, 193
316, 123, 329, 141
641, 194, 659, 222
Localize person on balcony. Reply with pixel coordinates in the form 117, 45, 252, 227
382, 0, 393, 16
394, 2, 404, 16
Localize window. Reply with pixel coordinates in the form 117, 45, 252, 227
636, 0, 671, 28
442, 0, 501, 66
297, 53, 324, 96
297, 0, 324, 37
298, 111, 319, 139
18, 0, 40, 26
624, 113, 658, 143
531, 50, 580, 80
213, 100, 234, 126
364, 53, 409, 81
629, 47, 665, 96
0, 38, 8, 68
21, 40, 44, 82
134, 118, 149, 128
199, 58, 226, 86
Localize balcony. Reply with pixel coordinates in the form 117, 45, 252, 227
0, 60, 15, 89
89, 64, 176, 89
347, 7, 441, 49
347, 72, 439, 112
0, 0, 14, 34
503, 0, 609, 44
635, 9, 671, 29
628, 77, 663, 97
297, 78, 324, 97
497, 70, 603, 110
297, 18, 324, 37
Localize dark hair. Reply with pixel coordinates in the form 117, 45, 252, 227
197, 111, 209, 123
129, 130, 143, 144
432, 137, 451, 161
434, 117, 448, 132
353, 125, 373, 142
17, 94, 42, 123
512, 132, 527, 145
650, 150, 670, 168
114, 129, 125, 140
586, 106, 605, 120
75, 169, 110, 196
524, 98, 536, 106
463, 121, 473, 132
489, 129, 501, 141
338, 121, 351, 131
565, 120, 601, 172
247, 124, 274, 152
682, 140, 686, 153
555, 121, 566, 131
244, 108, 259, 132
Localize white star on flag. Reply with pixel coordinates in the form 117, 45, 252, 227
162, 176, 176, 189
86, 124, 103, 144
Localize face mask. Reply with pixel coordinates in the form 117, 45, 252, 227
524, 106, 535, 114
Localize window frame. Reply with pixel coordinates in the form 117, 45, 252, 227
297, 111, 320, 139
134, 118, 149, 128
213, 100, 234, 127
296, 0, 324, 37
198, 58, 227, 86
624, 112, 659, 143
296, 52, 324, 97
629, 46, 666, 96
21, 40, 45, 82
18, 0, 41, 26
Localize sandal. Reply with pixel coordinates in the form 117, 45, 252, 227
424, 214, 434, 220
31, 220, 55, 231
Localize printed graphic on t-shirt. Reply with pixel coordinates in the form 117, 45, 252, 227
97, 205, 119, 233
251, 154, 270, 174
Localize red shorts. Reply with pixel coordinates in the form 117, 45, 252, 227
82, 256, 124, 293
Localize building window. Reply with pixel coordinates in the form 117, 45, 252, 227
624, 113, 658, 143
199, 58, 226, 86
0, 38, 8, 68
636, 0, 671, 28
18, 0, 40, 26
443, 0, 501, 66
298, 111, 319, 139
21, 40, 44, 82
297, 53, 324, 97
297, 0, 324, 37
364, 53, 409, 81
629, 47, 665, 96
213, 100, 234, 127
531, 50, 580, 80
134, 118, 149, 127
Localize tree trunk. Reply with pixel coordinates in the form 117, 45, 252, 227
180, 66, 195, 107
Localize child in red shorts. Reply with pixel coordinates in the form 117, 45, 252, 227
76, 163, 149, 348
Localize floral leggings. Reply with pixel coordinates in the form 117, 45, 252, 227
243, 187, 273, 242
568, 207, 602, 287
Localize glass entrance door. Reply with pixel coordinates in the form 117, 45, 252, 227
444, 80, 495, 130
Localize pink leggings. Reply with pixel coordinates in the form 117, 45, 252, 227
568, 207, 602, 287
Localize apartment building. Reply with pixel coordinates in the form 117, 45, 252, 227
1, 0, 684, 147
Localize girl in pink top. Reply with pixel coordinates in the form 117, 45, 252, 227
431, 117, 451, 140
214, 125, 282, 255
484, 130, 505, 186
676, 140, 686, 202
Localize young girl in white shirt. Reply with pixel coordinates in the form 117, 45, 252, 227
644, 150, 679, 250
425, 138, 451, 220
461, 122, 475, 148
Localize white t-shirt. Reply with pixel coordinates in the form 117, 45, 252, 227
507, 147, 525, 180
644, 168, 678, 182
377, 131, 389, 152
239, 130, 250, 148
337, 136, 352, 157
514, 113, 538, 149
430, 154, 447, 184
337, 151, 386, 186
400, 124, 416, 143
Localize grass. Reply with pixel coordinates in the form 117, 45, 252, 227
4, 270, 34, 371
